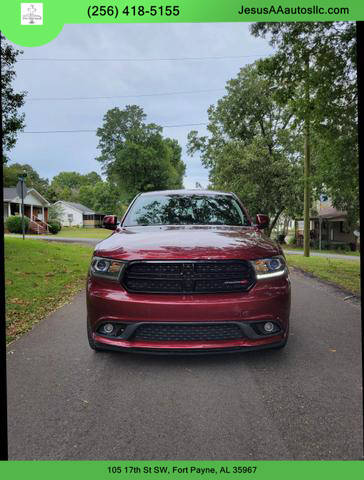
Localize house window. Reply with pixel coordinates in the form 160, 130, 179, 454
68, 214, 74, 222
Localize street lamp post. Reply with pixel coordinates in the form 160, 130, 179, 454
18, 172, 27, 240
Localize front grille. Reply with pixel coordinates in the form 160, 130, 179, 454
132, 323, 244, 342
122, 260, 255, 294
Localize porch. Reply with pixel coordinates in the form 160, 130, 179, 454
5, 202, 48, 223
4, 202, 50, 234
296, 217, 357, 251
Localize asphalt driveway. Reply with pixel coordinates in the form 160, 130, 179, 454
6, 271, 362, 460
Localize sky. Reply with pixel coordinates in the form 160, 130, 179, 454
9, 23, 273, 189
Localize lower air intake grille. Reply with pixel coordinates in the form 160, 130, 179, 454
122, 260, 255, 294
132, 323, 244, 342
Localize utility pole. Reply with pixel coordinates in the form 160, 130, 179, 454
303, 54, 311, 257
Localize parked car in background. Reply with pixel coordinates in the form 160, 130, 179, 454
86, 190, 290, 354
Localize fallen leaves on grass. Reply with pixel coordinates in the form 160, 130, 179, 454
5, 238, 93, 344
9, 297, 29, 305
287, 255, 360, 295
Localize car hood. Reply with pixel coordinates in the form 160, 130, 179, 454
94, 225, 281, 261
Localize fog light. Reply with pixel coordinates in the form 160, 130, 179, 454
103, 323, 114, 334
264, 322, 275, 333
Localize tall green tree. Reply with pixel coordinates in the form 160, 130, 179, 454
251, 22, 357, 252
3, 163, 49, 195
96, 105, 185, 199
1, 34, 26, 163
163, 138, 186, 189
78, 181, 125, 216
188, 63, 303, 235
50, 170, 102, 202
51, 171, 101, 191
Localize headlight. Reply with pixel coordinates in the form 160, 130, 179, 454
90, 256, 126, 281
251, 255, 286, 279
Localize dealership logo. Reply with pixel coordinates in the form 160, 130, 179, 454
21, 3, 43, 25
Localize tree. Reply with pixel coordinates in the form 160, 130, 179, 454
83, 171, 102, 185
3, 163, 49, 196
1, 34, 26, 163
96, 105, 185, 199
188, 63, 303, 235
163, 138, 186, 188
51, 171, 101, 190
48, 203, 64, 223
50, 170, 102, 202
251, 22, 357, 252
78, 181, 125, 216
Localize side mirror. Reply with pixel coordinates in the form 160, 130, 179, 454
256, 214, 270, 230
103, 215, 118, 230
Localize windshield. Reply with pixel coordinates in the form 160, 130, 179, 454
123, 194, 250, 227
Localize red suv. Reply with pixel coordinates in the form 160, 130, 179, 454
86, 190, 290, 354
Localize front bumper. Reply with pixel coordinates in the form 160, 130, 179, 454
87, 274, 290, 353
92, 339, 287, 355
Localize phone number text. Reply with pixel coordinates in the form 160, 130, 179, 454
87, 5, 180, 18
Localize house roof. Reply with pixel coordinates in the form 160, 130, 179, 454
3, 187, 18, 201
318, 205, 347, 219
3, 186, 50, 205
56, 201, 103, 215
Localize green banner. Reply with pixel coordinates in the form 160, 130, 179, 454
0, 461, 364, 479
0, 0, 362, 47
1, 1, 363, 479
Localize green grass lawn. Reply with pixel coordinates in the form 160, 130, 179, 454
286, 255, 361, 295
54, 227, 112, 239
283, 245, 360, 256
5, 237, 94, 344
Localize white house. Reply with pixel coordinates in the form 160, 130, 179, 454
4, 186, 50, 222
54, 201, 105, 228
3, 186, 51, 234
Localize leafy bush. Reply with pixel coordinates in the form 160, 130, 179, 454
48, 203, 64, 223
337, 244, 350, 252
48, 221, 62, 235
5, 215, 29, 234
287, 236, 297, 245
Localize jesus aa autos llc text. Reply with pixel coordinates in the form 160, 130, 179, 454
237, 5, 350, 15
107, 465, 258, 475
